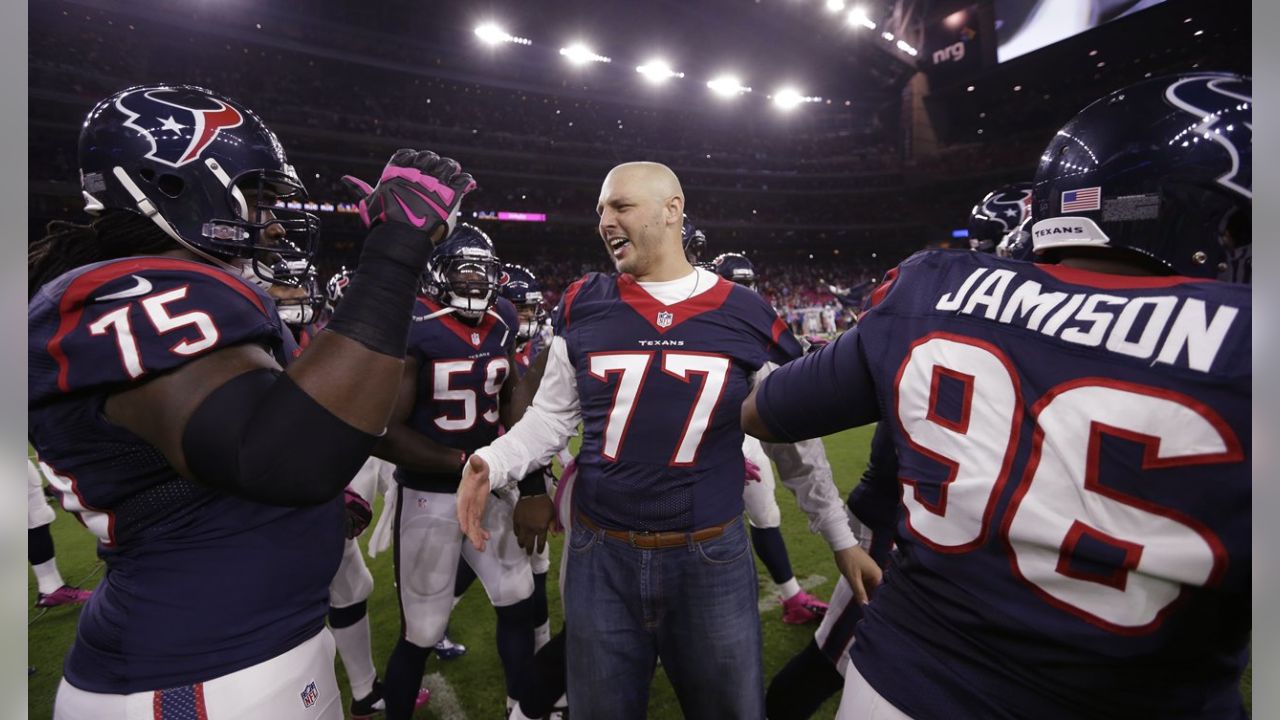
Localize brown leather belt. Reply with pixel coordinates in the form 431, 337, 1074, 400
577, 513, 738, 549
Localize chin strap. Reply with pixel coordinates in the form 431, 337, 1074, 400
487, 307, 511, 347
419, 306, 456, 321
112, 165, 243, 277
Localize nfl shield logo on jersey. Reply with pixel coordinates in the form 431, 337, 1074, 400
300, 681, 319, 708
471, 332, 481, 345
656, 311, 674, 328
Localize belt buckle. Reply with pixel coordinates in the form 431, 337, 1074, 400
628, 530, 651, 548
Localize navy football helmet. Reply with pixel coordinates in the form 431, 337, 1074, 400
968, 183, 1033, 253
1031, 72, 1251, 280
424, 224, 501, 318
712, 252, 756, 290
682, 214, 707, 264
78, 84, 319, 286
498, 264, 547, 342
325, 267, 352, 310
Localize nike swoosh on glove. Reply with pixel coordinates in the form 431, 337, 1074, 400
343, 487, 373, 539
341, 148, 476, 235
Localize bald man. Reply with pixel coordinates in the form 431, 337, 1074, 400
455, 162, 807, 717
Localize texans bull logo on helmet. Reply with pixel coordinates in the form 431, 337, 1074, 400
980, 186, 1033, 235
114, 87, 244, 168
1163, 75, 1252, 199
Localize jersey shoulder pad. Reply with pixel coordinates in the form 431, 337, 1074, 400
726, 281, 802, 364
551, 273, 602, 334
29, 257, 282, 402
864, 249, 958, 311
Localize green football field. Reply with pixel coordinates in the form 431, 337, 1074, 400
27, 426, 1251, 719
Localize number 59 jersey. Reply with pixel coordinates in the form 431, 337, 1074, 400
393, 295, 518, 493
28, 257, 342, 694
756, 250, 1251, 719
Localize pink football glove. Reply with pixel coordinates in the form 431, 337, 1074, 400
744, 457, 763, 485
341, 149, 476, 235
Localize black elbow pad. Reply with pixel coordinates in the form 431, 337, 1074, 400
182, 369, 378, 506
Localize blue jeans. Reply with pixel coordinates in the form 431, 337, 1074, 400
563, 515, 764, 719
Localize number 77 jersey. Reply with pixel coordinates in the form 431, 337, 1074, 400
754, 249, 1251, 720
556, 270, 801, 534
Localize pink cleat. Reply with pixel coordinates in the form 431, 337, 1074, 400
780, 590, 829, 625
35, 585, 91, 608
351, 681, 429, 719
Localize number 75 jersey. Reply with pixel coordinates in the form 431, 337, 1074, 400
755, 250, 1251, 719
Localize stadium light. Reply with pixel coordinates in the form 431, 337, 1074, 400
560, 43, 611, 65
773, 87, 821, 111
636, 59, 684, 83
825, 0, 846, 12
881, 31, 895, 42
846, 7, 876, 29
707, 75, 751, 97
773, 88, 803, 110
895, 39, 918, 56
474, 23, 531, 46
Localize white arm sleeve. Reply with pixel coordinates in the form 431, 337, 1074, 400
753, 362, 858, 552
473, 336, 582, 491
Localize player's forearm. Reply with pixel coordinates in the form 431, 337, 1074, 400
474, 401, 577, 491
287, 331, 405, 435
507, 349, 550, 426
372, 424, 465, 475
762, 437, 858, 551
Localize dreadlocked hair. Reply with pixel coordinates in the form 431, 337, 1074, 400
28, 211, 176, 298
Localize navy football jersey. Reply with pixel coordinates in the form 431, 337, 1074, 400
395, 296, 518, 492
557, 271, 802, 532
756, 250, 1251, 719
28, 257, 342, 694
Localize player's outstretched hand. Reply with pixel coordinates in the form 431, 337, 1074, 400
458, 455, 493, 551
834, 545, 882, 605
513, 494, 555, 555
341, 148, 476, 240
744, 457, 763, 485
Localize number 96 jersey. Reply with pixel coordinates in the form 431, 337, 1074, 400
755, 250, 1251, 720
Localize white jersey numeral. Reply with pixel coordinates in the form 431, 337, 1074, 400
589, 351, 731, 465
894, 331, 1239, 631
433, 357, 509, 432
588, 352, 654, 461
662, 352, 731, 465
88, 286, 220, 378
1006, 381, 1236, 631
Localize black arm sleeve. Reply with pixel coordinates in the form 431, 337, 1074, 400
182, 369, 377, 506
517, 468, 548, 497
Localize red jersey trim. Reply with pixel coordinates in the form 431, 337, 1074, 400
48, 258, 268, 393
1035, 264, 1215, 290
559, 275, 589, 330
616, 273, 735, 334
868, 267, 899, 309
419, 296, 501, 349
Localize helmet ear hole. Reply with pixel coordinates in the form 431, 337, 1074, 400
156, 173, 185, 199
138, 167, 156, 183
